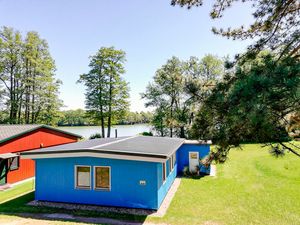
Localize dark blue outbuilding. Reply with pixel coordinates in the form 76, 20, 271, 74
22, 136, 211, 210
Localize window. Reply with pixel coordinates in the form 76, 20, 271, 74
75, 166, 91, 189
169, 153, 176, 172
162, 162, 167, 183
172, 152, 176, 169
94, 166, 110, 190
168, 158, 172, 174
172, 153, 176, 168
10, 156, 20, 171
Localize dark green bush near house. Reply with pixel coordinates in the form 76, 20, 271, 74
140, 131, 153, 136
89, 133, 102, 140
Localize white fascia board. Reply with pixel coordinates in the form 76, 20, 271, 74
21, 152, 166, 163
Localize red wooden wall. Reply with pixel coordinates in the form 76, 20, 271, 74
0, 128, 79, 184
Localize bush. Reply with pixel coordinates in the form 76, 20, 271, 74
140, 131, 153, 136
89, 133, 102, 140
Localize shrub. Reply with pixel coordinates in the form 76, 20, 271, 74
140, 131, 153, 136
89, 133, 102, 140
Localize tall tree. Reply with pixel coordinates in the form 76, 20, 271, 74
78, 47, 130, 138
22, 31, 61, 124
0, 26, 62, 125
143, 55, 224, 138
171, 0, 300, 159
0, 27, 23, 124
142, 57, 184, 137
190, 52, 300, 160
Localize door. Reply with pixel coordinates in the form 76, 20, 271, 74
0, 159, 7, 185
189, 152, 199, 173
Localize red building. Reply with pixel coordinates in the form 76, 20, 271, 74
0, 125, 81, 187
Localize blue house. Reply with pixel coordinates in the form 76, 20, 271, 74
22, 136, 211, 210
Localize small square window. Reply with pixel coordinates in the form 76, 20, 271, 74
75, 166, 91, 189
10, 156, 20, 171
94, 166, 110, 190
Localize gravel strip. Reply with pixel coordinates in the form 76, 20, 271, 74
28, 200, 156, 216
27, 178, 181, 218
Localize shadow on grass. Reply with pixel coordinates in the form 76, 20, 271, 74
0, 192, 147, 224
178, 173, 209, 180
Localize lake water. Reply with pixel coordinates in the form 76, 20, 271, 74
59, 124, 151, 139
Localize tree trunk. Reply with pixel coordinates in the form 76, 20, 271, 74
180, 126, 185, 138
107, 116, 111, 137
24, 60, 30, 124
101, 113, 105, 138
107, 75, 113, 138
99, 87, 105, 138
31, 72, 36, 124
160, 120, 164, 137
9, 65, 14, 123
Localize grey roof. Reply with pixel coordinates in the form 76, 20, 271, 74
21, 136, 185, 159
25, 136, 130, 152
99, 136, 184, 156
0, 124, 82, 144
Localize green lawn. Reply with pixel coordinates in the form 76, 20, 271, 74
0, 144, 299, 225
148, 144, 300, 225
0, 179, 34, 203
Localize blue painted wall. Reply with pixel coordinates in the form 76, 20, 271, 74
35, 157, 160, 209
157, 161, 177, 207
34, 143, 210, 210
176, 144, 210, 174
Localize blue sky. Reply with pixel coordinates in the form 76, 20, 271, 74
0, 0, 253, 112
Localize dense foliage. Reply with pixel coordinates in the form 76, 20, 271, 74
118, 111, 153, 125
78, 47, 130, 137
57, 109, 92, 126
191, 52, 300, 161
0, 27, 62, 125
57, 109, 152, 126
142, 54, 224, 137
169, 0, 300, 159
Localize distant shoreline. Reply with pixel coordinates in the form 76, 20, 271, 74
57, 123, 150, 127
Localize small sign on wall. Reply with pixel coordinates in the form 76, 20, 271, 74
139, 180, 146, 186
190, 153, 198, 159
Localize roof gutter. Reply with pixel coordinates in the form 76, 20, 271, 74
21, 149, 167, 163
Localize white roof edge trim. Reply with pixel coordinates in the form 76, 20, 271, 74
184, 140, 212, 145
23, 148, 168, 157
0, 153, 18, 159
90, 136, 138, 150
21, 152, 166, 163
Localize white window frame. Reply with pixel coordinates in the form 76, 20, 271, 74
168, 158, 172, 174
169, 153, 176, 172
162, 162, 167, 184
172, 153, 176, 169
74, 165, 91, 190
94, 166, 111, 191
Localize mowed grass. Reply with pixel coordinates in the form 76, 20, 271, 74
0, 144, 299, 225
148, 144, 300, 225
0, 179, 34, 203
0, 214, 90, 225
